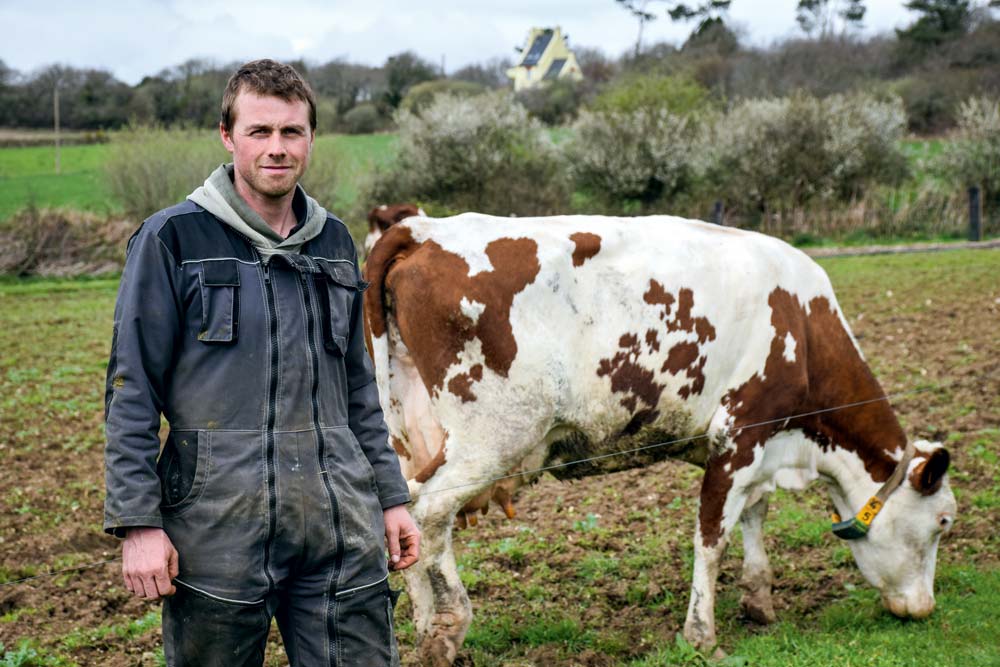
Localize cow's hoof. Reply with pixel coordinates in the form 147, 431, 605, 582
420, 633, 459, 667
711, 647, 728, 661
740, 593, 777, 625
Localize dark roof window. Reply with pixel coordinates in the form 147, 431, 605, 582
520, 29, 553, 66
544, 58, 566, 80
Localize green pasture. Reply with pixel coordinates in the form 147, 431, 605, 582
0, 248, 997, 666
0, 132, 397, 223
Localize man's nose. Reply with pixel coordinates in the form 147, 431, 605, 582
266, 133, 286, 157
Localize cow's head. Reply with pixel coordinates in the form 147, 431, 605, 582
364, 203, 425, 257
841, 440, 955, 619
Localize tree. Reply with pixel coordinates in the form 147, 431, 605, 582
451, 57, 513, 88
796, 0, 866, 36
617, 0, 666, 58
896, 0, 972, 50
382, 51, 437, 110
618, 1, 732, 57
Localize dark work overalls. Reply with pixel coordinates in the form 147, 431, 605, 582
103, 198, 410, 666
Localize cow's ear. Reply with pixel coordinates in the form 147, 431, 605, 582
910, 448, 950, 496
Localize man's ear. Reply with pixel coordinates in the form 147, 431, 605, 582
220, 122, 235, 153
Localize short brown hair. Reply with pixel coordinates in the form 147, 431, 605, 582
221, 59, 317, 133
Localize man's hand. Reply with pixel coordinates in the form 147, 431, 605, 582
122, 527, 179, 600
384, 505, 420, 571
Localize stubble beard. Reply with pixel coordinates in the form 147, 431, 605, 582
242, 161, 304, 200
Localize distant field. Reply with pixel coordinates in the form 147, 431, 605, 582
0, 133, 398, 223
0, 143, 116, 220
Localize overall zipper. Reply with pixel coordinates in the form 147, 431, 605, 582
298, 271, 347, 664
258, 250, 279, 592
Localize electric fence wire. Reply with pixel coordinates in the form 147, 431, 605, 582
0, 371, 984, 591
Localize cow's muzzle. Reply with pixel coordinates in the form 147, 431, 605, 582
882, 592, 935, 619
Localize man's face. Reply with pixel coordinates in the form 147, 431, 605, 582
220, 91, 314, 202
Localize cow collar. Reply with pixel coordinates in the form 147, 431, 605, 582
831, 440, 917, 540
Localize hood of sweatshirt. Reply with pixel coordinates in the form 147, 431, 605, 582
188, 163, 327, 262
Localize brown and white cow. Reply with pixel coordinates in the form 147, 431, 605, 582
365, 203, 425, 257
363, 213, 956, 665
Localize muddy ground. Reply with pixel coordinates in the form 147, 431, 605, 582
0, 249, 997, 666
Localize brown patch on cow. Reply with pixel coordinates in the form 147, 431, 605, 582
414, 446, 446, 484
662, 342, 709, 400
644, 282, 717, 346
380, 234, 540, 398
448, 363, 484, 403
697, 287, 906, 548
642, 281, 717, 399
368, 203, 421, 233
663, 342, 699, 374
569, 232, 601, 267
645, 329, 660, 353
390, 435, 410, 460
596, 284, 716, 423
597, 333, 665, 414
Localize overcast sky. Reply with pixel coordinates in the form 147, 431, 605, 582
1, 0, 923, 84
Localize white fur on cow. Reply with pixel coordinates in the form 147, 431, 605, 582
362, 213, 956, 665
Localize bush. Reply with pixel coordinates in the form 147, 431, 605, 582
703, 92, 908, 213
339, 103, 387, 135
516, 79, 586, 126
400, 79, 487, 115
591, 73, 710, 116
0, 206, 132, 276
894, 68, 985, 134
363, 91, 570, 216
300, 143, 339, 210
104, 125, 228, 217
937, 96, 1000, 206
563, 108, 701, 210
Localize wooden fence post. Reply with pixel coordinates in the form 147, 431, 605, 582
968, 186, 982, 242
712, 200, 724, 226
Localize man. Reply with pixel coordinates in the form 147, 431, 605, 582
103, 59, 419, 666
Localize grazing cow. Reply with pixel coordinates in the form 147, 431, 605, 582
362, 213, 956, 666
365, 203, 425, 256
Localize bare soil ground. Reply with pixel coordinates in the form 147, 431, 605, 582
0, 249, 997, 666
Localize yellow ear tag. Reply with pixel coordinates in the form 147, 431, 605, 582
856, 497, 883, 527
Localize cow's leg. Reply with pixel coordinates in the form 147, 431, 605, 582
685, 460, 743, 653
684, 417, 767, 653
739, 494, 777, 624
403, 492, 473, 667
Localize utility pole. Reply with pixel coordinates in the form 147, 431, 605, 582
53, 81, 61, 175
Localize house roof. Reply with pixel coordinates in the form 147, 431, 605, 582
520, 29, 553, 67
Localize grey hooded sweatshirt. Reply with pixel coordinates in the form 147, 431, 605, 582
189, 163, 327, 261
103, 166, 409, 605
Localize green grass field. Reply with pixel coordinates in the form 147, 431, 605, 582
0, 143, 116, 220
0, 133, 397, 224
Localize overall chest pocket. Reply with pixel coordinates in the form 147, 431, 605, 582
317, 261, 367, 356
197, 260, 240, 344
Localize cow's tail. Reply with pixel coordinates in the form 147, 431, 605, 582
362, 223, 421, 359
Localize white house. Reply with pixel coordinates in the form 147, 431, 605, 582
506, 27, 584, 92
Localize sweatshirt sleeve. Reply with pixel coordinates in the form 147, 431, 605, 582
344, 258, 410, 510
103, 218, 183, 536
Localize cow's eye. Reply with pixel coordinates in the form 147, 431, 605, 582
938, 515, 952, 531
